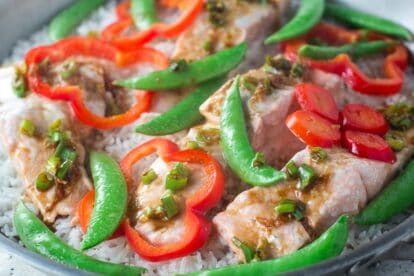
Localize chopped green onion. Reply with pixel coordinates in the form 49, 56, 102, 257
19, 119, 36, 137
142, 169, 158, 185
242, 76, 258, 93
310, 147, 328, 163
60, 60, 77, 79
165, 163, 190, 191
161, 190, 179, 219
206, 0, 226, 27
384, 102, 414, 130
169, 59, 188, 72
49, 119, 62, 131
265, 55, 292, 74
56, 148, 77, 180
290, 62, 304, 78
251, 152, 266, 168
274, 199, 305, 220
46, 155, 61, 176
231, 237, 256, 263
274, 199, 295, 214
286, 160, 299, 178
186, 140, 200, 150
12, 69, 27, 98
298, 164, 318, 190
36, 172, 55, 191
385, 131, 406, 152
196, 128, 220, 146
143, 206, 166, 220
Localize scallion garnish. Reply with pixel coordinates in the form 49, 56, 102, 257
60, 60, 77, 79
35, 172, 54, 191
56, 147, 77, 180
298, 164, 318, 190
12, 66, 27, 98
383, 102, 414, 131
142, 169, 158, 185
231, 237, 256, 263
186, 140, 200, 150
286, 160, 299, 178
19, 119, 36, 137
385, 131, 406, 152
165, 163, 190, 191
46, 155, 61, 176
274, 199, 306, 220
310, 147, 328, 163
161, 190, 179, 219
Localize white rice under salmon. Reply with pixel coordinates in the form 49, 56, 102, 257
0, 1, 412, 275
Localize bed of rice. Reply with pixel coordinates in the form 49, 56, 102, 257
0, 1, 412, 275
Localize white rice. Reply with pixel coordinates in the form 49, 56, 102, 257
0, 1, 411, 275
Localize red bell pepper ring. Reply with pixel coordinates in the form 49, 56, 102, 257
101, 0, 203, 51
284, 22, 408, 96
25, 37, 169, 129
119, 138, 180, 190
77, 190, 124, 239
122, 148, 225, 262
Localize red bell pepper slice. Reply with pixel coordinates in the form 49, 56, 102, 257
122, 147, 225, 262
284, 22, 408, 96
286, 110, 341, 148
101, 0, 203, 51
343, 130, 396, 163
25, 37, 169, 129
295, 83, 340, 123
119, 138, 180, 189
77, 190, 124, 239
341, 104, 389, 135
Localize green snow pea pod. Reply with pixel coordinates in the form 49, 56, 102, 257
182, 215, 348, 276
265, 0, 325, 44
299, 41, 396, 60
49, 0, 107, 41
355, 159, 414, 225
325, 3, 413, 41
135, 77, 226, 135
130, 0, 158, 30
220, 75, 287, 187
80, 151, 128, 250
114, 43, 247, 90
14, 202, 144, 276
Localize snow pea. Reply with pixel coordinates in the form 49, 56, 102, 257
299, 41, 396, 60
49, 0, 106, 41
355, 159, 414, 225
136, 77, 226, 135
114, 43, 247, 90
130, 0, 157, 30
80, 151, 128, 250
14, 202, 144, 276
265, 0, 325, 44
182, 215, 348, 276
325, 3, 413, 41
220, 76, 286, 187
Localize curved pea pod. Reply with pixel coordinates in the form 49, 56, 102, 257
220, 76, 287, 186
181, 215, 348, 276
49, 0, 107, 41
114, 43, 247, 90
14, 202, 145, 275
325, 3, 413, 41
131, 0, 158, 30
299, 41, 396, 60
80, 151, 128, 250
265, 0, 325, 44
136, 77, 226, 135
355, 159, 414, 225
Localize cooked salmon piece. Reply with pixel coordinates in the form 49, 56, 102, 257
0, 69, 92, 222
172, 0, 290, 71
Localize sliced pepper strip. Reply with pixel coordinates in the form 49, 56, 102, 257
25, 37, 169, 129
284, 22, 408, 95
123, 148, 225, 262
119, 138, 180, 189
101, 0, 203, 51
